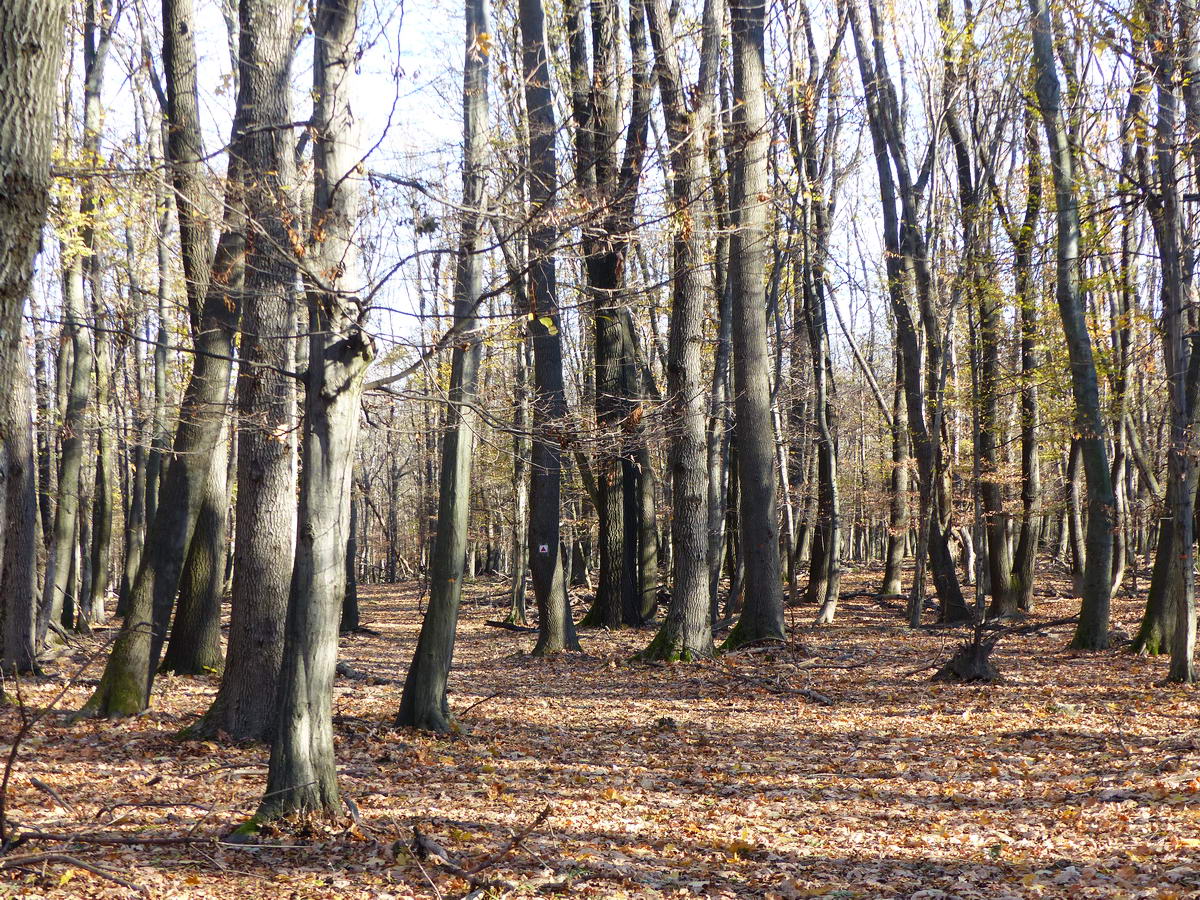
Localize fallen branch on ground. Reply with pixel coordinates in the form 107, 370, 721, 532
0, 850, 148, 894
335, 661, 403, 685
456, 692, 503, 718
412, 804, 552, 898
711, 665, 835, 705
485, 620, 538, 633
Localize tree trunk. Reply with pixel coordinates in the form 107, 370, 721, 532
197, 0, 299, 740
519, 0, 581, 657
641, 0, 715, 661
341, 492, 359, 632
1029, 0, 1116, 649
79, 0, 245, 717
397, 0, 490, 731
882, 353, 907, 597
724, 0, 785, 648
258, 0, 373, 821
160, 435, 229, 675
1010, 112, 1044, 613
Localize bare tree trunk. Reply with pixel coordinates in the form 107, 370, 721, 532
0, 0, 67, 669
80, 0, 245, 717
196, 0, 299, 741
725, 0, 785, 648
640, 0, 715, 660
519, 0, 581, 657
397, 0, 490, 731
882, 350, 907, 596
1, 323, 42, 673
1009, 112, 1044, 613
160, 434, 229, 675
258, 0, 373, 821
1029, 0, 1116, 649
86, 264, 115, 627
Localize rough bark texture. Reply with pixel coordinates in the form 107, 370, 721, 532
640, 0, 714, 661
1, 324, 41, 672
519, 0, 581, 657
80, 0, 245, 717
0, 0, 67, 669
257, 0, 372, 821
198, 0, 299, 741
160, 436, 229, 675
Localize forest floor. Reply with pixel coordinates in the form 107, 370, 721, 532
1, 566, 1199, 899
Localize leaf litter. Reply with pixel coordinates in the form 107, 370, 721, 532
1, 565, 1198, 898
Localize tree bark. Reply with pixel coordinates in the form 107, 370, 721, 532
160, 435, 229, 675
397, 0, 490, 731
640, 0, 715, 660
196, 0, 299, 741
80, 0, 245, 717
1029, 0, 1116, 649
519, 0, 581, 656
724, 0, 786, 648
258, 0, 373, 821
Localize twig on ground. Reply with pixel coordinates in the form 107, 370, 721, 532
0, 851, 149, 894
29, 778, 77, 819
16, 829, 207, 846
462, 805, 550, 876
1, 628, 130, 849
413, 805, 552, 898
901, 660, 942, 677
456, 692, 503, 718
714, 666, 835, 705
485, 620, 538, 634
180, 761, 268, 780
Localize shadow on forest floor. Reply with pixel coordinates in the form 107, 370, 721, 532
2, 565, 1198, 898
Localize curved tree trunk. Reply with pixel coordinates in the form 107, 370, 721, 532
79, 0, 245, 717
397, 0, 490, 731
1029, 0, 1116, 649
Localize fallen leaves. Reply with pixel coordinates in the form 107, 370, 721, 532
1, 569, 1198, 897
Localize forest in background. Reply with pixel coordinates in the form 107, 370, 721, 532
1, 0, 1200, 891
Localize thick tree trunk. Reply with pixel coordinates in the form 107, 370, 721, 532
641, 0, 714, 661
724, 0, 785, 648
257, 0, 373, 821
160, 436, 229, 675
0, 0, 66, 669
1, 323, 41, 673
197, 0, 299, 740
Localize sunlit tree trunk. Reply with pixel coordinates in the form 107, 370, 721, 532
724, 0, 786, 648
1029, 0, 1116, 649
397, 0, 491, 731
259, 0, 374, 820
